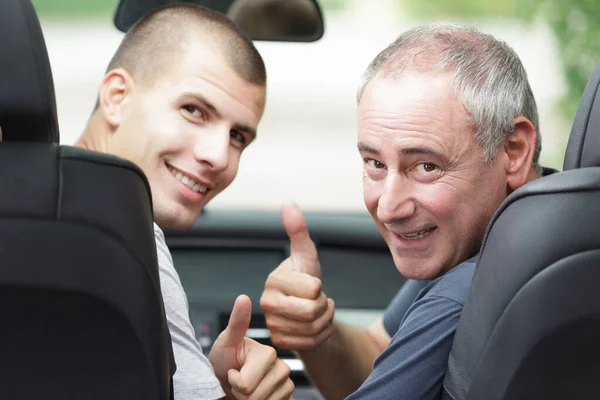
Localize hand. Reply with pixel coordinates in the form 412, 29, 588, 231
209, 295, 295, 400
260, 201, 335, 350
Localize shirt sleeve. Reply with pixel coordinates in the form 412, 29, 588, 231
154, 225, 226, 400
382, 279, 431, 337
347, 294, 462, 400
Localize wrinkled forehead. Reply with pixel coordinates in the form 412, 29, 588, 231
360, 71, 458, 113
357, 73, 478, 150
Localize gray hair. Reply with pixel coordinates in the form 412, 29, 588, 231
357, 22, 541, 173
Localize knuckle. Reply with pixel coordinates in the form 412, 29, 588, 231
236, 378, 251, 395
307, 278, 322, 299
264, 272, 276, 289
268, 317, 293, 334
306, 336, 318, 349
264, 315, 278, 330
282, 362, 291, 377
259, 295, 273, 312
308, 320, 323, 336
264, 345, 277, 362
285, 379, 295, 396
302, 304, 320, 321
271, 335, 286, 348
265, 269, 285, 289
259, 292, 280, 313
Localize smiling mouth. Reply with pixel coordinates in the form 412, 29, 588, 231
166, 164, 208, 194
399, 227, 436, 240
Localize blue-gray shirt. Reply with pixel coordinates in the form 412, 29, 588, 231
346, 254, 479, 400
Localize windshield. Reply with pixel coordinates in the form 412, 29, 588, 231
37, 0, 597, 211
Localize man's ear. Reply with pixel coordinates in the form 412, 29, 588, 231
505, 116, 537, 191
97, 68, 134, 129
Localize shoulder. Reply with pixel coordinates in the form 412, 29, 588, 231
418, 254, 478, 307
383, 279, 430, 336
153, 222, 168, 251
152, 222, 187, 309
153, 223, 177, 273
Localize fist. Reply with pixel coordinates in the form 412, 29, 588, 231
209, 295, 295, 400
260, 201, 335, 350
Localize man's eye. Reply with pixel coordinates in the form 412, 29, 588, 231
230, 130, 246, 145
182, 105, 206, 120
366, 158, 385, 169
418, 162, 437, 172
411, 162, 441, 183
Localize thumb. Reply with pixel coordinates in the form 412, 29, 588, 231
281, 200, 320, 277
220, 295, 252, 347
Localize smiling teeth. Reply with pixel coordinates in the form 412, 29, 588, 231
401, 228, 435, 240
167, 166, 208, 193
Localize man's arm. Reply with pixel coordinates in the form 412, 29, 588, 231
261, 202, 393, 400
261, 260, 388, 400
155, 225, 226, 399
156, 224, 294, 400
296, 318, 391, 400
346, 295, 463, 400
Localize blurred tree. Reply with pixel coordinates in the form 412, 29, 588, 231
400, 0, 600, 123
31, 0, 116, 17
317, 0, 348, 11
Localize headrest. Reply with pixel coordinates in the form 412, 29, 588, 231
563, 60, 600, 170
0, 0, 59, 143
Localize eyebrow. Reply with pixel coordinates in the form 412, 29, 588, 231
400, 147, 445, 159
357, 143, 380, 154
182, 92, 257, 138
357, 143, 445, 159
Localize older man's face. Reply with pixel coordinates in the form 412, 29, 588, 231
358, 72, 509, 279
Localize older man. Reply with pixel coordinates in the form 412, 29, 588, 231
260, 22, 554, 400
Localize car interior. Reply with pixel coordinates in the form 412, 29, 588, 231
0, 0, 174, 398
4, 0, 600, 399
164, 209, 405, 397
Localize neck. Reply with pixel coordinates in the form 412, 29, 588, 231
75, 111, 109, 153
527, 167, 542, 182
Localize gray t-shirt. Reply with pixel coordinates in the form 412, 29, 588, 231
154, 223, 225, 400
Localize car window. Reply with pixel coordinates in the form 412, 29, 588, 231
38, 0, 593, 213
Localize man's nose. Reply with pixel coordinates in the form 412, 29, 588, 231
193, 126, 229, 172
376, 172, 416, 224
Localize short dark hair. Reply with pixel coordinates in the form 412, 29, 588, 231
105, 3, 266, 88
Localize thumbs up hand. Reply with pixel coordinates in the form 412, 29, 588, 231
282, 200, 322, 278
260, 201, 336, 351
209, 295, 295, 400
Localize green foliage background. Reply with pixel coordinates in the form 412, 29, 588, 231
31, 0, 116, 17
33, 0, 600, 125
400, 0, 600, 125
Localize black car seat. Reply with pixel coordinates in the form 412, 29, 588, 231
441, 60, 600, 400
0, 0, 174, 398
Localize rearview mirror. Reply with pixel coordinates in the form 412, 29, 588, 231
113, 0, 325, 42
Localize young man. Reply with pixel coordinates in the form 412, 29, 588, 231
261, 22, 553, 399
76, 4, 292, 400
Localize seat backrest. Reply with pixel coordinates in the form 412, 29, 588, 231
0, 0, 58, 142
0, 1, 173, 398
563, 60, 600, 170
441, 60, 600, 400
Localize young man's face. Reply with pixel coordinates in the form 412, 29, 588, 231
102, 41, 266, 230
